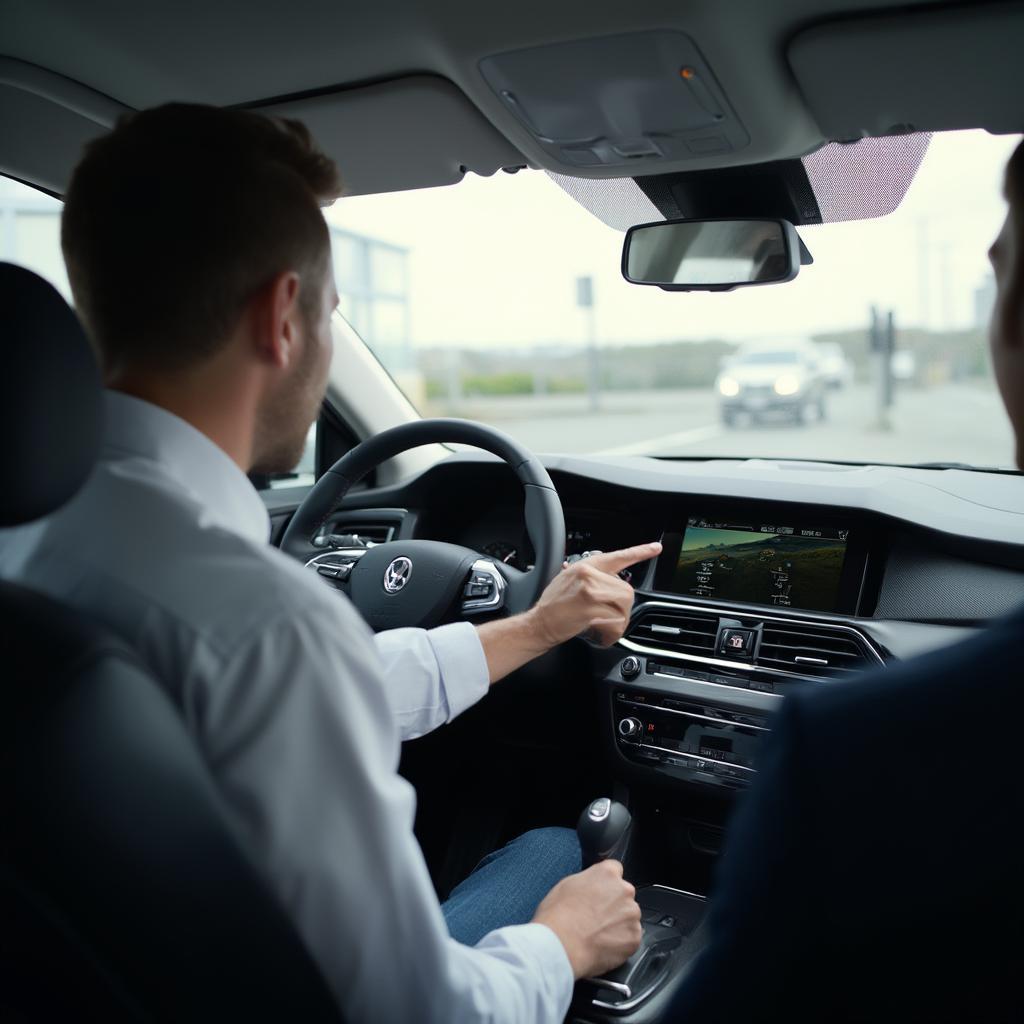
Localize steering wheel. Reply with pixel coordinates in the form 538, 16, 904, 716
280, 419, 565, 631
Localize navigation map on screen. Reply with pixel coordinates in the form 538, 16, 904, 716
670, 516, 849, 611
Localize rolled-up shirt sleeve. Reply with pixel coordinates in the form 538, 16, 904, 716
373, 621, 490, 740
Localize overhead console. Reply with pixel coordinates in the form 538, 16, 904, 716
478, 32, 750, 173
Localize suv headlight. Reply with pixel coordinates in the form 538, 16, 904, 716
718, 376, 740, 397
773, 373, 801, 396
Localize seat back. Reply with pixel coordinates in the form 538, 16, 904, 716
0, 582, 342, 1023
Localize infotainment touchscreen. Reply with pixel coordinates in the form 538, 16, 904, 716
668, 515, 850, 612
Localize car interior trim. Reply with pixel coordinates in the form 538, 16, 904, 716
624, 743, 758, 775
623, 598, 885, 668
648, 884, 707, 902
789, 3, 1024, 139
616, 699, 771, 733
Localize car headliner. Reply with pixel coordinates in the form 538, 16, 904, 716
1, 0, 1022, 199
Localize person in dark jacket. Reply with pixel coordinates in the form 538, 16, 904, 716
669, 141, 1024, 1024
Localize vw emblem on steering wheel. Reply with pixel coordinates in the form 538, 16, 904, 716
383, 556, 413, 594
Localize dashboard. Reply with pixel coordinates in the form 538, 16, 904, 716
301, 450, 1024, 797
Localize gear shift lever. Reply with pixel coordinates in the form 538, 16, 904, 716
577, 797, 632, 870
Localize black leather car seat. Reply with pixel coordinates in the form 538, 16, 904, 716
0, 263, 342, 1023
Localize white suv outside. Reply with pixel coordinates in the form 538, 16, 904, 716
716, 341, 828, 427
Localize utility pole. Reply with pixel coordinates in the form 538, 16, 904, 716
445, 346, 462, 412
869, 305, 895, 432
532, 347, 548, 397
577, 275, 600, 412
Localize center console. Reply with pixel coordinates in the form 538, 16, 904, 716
574, 512, 886, 1018
614, 678, 767, 789
574, 885, 708, 1021
603, 500, 884, 793
605, 595, 883, 797
572, 502, 888, 1020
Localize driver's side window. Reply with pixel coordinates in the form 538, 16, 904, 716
0, 177, 68, 296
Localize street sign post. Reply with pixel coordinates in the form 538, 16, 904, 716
576, 275, 599, 411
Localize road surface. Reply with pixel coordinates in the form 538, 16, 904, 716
427, 383, 1016, 469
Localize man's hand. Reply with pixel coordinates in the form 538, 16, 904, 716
474, 541, 661, 684
528, 542, 662, 648
532, 860, 643, 978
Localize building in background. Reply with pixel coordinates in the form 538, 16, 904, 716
974, 273, 996, 329
330, 227, 420, 402
0, 178, 69, 296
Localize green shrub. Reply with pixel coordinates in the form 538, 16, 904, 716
462, 372, 535, 396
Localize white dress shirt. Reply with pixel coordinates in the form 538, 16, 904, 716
1, 391, 573, 1023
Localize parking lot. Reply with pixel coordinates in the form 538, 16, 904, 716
432, 382, 1017, 468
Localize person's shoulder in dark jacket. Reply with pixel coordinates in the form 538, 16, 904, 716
669, 609, 1024, 1023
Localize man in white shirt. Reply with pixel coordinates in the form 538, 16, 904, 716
6, 104, 660, 1022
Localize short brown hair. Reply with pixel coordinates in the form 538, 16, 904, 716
62, 103, 344, 375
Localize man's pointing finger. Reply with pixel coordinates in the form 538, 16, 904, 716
585, 541, 662, 575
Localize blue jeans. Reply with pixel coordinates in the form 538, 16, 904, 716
441, 827, 582, 946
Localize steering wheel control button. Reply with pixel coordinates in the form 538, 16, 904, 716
304, 548, 368, 588
718, 627, 755, 659
461, 559, 508, 616
620, 655, 642, 680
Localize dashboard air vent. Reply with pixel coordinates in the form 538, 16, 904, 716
339, 523, 395, 545
626, 608, 719, 657
758, 622, 877, 679
313, 520, 398, 549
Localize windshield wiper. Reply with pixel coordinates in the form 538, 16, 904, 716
910, 461, 1017, 473
646, 455, 1021, 474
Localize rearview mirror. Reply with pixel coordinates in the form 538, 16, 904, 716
622, 217, 801, 291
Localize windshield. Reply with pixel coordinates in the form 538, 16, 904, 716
327, 129, 1019, 469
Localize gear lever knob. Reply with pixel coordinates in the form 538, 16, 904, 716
577, 797, 632, 870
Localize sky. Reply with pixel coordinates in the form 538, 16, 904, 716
681, 527, 767, 551
327, 129, 1020, 350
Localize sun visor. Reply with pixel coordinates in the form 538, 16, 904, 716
256, 76, 526, 196
479, 32, 750, 174
549, 132, 929, 233
789, 4, 1024, 139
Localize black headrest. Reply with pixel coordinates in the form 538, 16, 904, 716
0, 263, 102, 526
